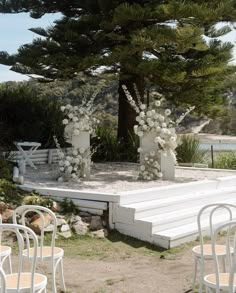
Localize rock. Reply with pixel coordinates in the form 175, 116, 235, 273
29, 213, 52, 235
58, 230, 72, 239
60, 224, 70, 232
82, 216, 92, 224
69, 215, 82, 224
90, 229, 108, 239
0, 202, 8, 213
51, 201, 62, 213
90, 216, 103, 231
1, 209, 13, 223
56, 218, 67, 226
44, 224, 54, 232
73, 221, 88, 236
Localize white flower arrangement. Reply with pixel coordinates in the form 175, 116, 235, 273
54, 136, 91, 182
123, 85, 194, 180
61, 98, 99, 137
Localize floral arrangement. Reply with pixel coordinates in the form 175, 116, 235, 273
54, 136, 91, 182
123, 85, 194, 180
61, 98, 99, 138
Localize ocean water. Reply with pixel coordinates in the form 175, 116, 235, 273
200, 143, 236, 151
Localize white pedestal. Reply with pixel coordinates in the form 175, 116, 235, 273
161, 151, 175, 180
71, 131, 90, 178
140, 132, 157, 164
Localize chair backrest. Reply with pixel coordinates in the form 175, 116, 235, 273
0, 223, 38, 293
197, 203, 236, 252
211, 219, 236, 293
0, 267, 6, 293
13, 205, 57, 260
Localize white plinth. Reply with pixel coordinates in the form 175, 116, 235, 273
140, 132, 157, 164
161, 151, 175, 180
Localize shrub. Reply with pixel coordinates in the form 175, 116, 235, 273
214, 152, 236, 169
176, 134, 207, 164
0, 84, 65, 149
91, 126, 138, 162
0, 159, 13, 180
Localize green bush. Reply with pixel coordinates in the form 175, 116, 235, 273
0, 159, 13, 180
214, 152, 236, 169
0, 84, 65, 149
176, 134, 207, 164
91, 126, 138, 162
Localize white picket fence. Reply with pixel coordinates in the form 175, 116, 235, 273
6, 148, 71, 165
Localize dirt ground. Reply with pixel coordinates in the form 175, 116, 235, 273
31, 233, 200, 293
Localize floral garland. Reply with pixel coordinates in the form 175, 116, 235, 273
54, 136, 91, 182
123, 85, 194, 180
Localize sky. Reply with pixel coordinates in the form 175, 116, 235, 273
0, 14, 236, 83
0, 13, 60, 82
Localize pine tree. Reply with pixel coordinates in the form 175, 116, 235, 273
0, 0, 236, 141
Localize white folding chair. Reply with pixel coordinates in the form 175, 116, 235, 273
13, 205, 66, 293
192, 203, 236, 293
204, 219, 236, 293
0, 223, 47, 292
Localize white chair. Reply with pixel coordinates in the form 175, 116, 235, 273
0, 215, 12, 274
204, 219, 236, 293
192, 203, 236, 293
0, 267, 6, 293
13, 205, 66, 293
0, 223, 47, 292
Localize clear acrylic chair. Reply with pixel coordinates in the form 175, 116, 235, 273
0, 215, 12, 274
192, 203, 236, 293
13, 205, 66, 293
0, 223, 47, 292
204, 219, 236, 293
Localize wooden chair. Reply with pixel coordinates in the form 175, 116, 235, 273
0, 223, 47, 292
204, 219, 236, 293
192, 203, 236, 293
13, 205, 66, 293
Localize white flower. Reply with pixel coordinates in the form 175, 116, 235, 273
72, 150, 78, 156
64, 160, 70, 166
65, 104, 72, 110
165, 109, 171, 116
61, 106, 66, 112
73, 129, 80, 135
80, 148, 85, 154
142, 125, 148, 130
59, 160, 64, 166
58, 177, 64, 182
159, 116, 164, 122
60, 167, 64, 171
74, 122, 80, 128
137, 131, 144, 137
72, 117, 79, 122
66, 156, 72, 161
139, 120, 145, 125
62, 119, 69, 125
74, 106, 78, 110
67, 166, 73, 173
71, 173, 77, 178
155, 100, 161, 107
157, 172, 163, 178
140, 104, 146, 110
68, 113, 74, 119
148, 121, 154, 127
134, 125, 138, 133
140, 112, 145, 118
137, 147, 143, 153
136, 116, 141, 122
140, 165, 145, 171
150, 151, 155, 156
147, 111, 152, 117
162, 123, 167, 128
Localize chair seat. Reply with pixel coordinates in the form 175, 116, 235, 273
5, 272, 47, 291
0, 246, 11, 257
192, 244, 233, 257
23, 246, 64, 260
205, 273, 236, 289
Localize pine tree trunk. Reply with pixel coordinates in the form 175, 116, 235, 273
117, 73, 144, 142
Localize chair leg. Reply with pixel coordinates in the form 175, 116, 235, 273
192, 256, 198, 291
198, 259, 204, 293
59, 258, 66, 292
51, 259, 57, 293
7, 255, 12, 274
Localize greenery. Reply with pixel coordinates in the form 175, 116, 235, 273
176, 135, 207, 164
0, 84, 65, 149
0, 159, 13, 181
60, 198, 80, 215
214, 152, 236, 169
0, 1, 235, 142
22, 194, 53, 209
92, 126, 138, 162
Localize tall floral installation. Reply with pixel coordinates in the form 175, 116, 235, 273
123, 85, 194, 181
55, 97, 99, 182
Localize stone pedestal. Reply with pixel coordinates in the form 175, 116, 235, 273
139, 131, 157, 164
161, 151, 175, 180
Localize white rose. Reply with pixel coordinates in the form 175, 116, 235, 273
157, 172, 163, 178
136, 116, 141, 122
147, 111, 152, 117
155, 100, 161, 107
64, 160, 70, 166
72, 150, 78, 156
148, 121, 154, 127
59, 160, 64, 166
65, 104, 72, 110
140, 165, 145, 171
73, 117, 78, 122
140, 104, 146, 110
165, 109, 171, 116
140, 112, 145, 118
62, 119, 69, 125
67, 166, 73, 173
139, 120, 145, 125
159, 116, 164, 122
68, 113, 74, 119
143, 125, 148, 130
162, 123, 167, 128
137, 131, 144, 137
61, 106, 66, 112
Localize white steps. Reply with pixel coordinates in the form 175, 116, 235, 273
114, 176, 236, 249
